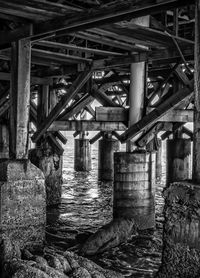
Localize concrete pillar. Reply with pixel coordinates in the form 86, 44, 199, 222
98, 135, 119, 181
127, 16, 149, 151
166, 138, 191, 185
156, 182, 200, 278
156, 139, 162, 181
29, 144, 63, 207
0, 160, 46, 261
74, 138, 91, 171
113, 151, 155, 230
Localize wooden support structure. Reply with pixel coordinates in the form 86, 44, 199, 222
48, 120, 127, 132
95, 107, 128, 122
32, 70, 92, 142
89, 131, 103, 144
193, 0, 200, 182
10, 38, 31, 159
120, 81, 194, 143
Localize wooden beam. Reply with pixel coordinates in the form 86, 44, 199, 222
0, 99, 10, 117
0, 71, 51, 84
58, 94, 94, 120
136, 122, 173, 147
193, 0, 200, 182
54, 131, 68, 145
159, 109, 193, 122
95, 107, 128, 122
91, 85, 120, 107
47, 133, 64, 155
32, 70, 92, 142
48, 120, 127, 132
0, 0, 193, 46
161, 122, 184, 140
119, 80, 194, 143
89, 131, 103, 144
35, 40, 123, 57
10, 38, 31, 159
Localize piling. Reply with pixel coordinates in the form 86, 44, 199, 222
98, 137, 119, 181
113, 151, 155, 229
166, 138, 191, 184
74, 138, 91, 171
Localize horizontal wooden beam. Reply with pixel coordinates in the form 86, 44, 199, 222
119, 80, 194, 143
159, 109, 193, 122
32, 70, 92, 142
0, 71, 52, 84
48, 120, 127, 132
95, 106, 128, 121
35, 40, 123, 57
0, 0, 193, 46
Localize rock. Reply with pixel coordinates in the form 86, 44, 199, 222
56, 254, 72, 274
35, 262, 69, 278
81, 218, 136, 255
44, 253, 64, 272
70, 267, 92, 278
63, 251, 80, 269
1, 238, 21, 261
33, 256, 49, 268
12, 265, 50, 278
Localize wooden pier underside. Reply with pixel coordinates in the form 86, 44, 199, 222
0, 0, 196, 152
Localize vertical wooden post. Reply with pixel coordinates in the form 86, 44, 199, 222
10, 39, 31, 159
193, 0, 200, 182
37, 85, 49, 125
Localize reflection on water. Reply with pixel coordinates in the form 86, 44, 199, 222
47, 135, 166, 277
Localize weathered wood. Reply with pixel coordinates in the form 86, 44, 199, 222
35, 40, 123, 57
0, 99, 10, 117
91, 86, 119, 107
159, 109, 193, 122
136, 122, 173, 147
89, 131, 103, 144
54, 131, 68, 145
193, 0, 200, 182
37, 85, 49, 126
10, 38, 31, 159
120, 80, 194, 143
48, 120, 127, 132
0, 72, 52, 85
32, 70, 92, 142
161, 122, 184, 140
47, 133, 64, 155
58, 94, 94, 120
95, 107, 128, 122
0, 0, 192, 46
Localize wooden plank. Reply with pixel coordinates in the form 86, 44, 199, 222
159, 109, 193, 122
0, 99, 10, 117
95, 107, 128, 122
48, 120, 127, 132
32, 70, 92, 142
35, 40, 123, 56
136, 122, 173, 147
47, 133, 64, 155
91, 85, 120, 107
58, 94, 94, 120
54, 131, 68, 145
193, 0, 200, 182
89, 131, 103, 144
37, 84, 49, 127
0, 72, 51, 84
10, 38, 31, 159
119, 80, 194, 143
0, 0, 193, 45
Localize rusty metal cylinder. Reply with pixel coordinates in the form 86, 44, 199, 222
167, 138, 191, 184
74, 139, 91, 171
98, 138, 119, 181
113, 151, 155, 230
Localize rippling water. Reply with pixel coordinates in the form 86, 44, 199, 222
47, 134, 166, 278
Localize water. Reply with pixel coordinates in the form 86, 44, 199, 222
47, 134, 166, 278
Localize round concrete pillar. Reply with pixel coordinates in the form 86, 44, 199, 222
113, 151, 155, 230
98, 138, 119, 181
166, 138, 191, 184
74, 139, 91, 171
